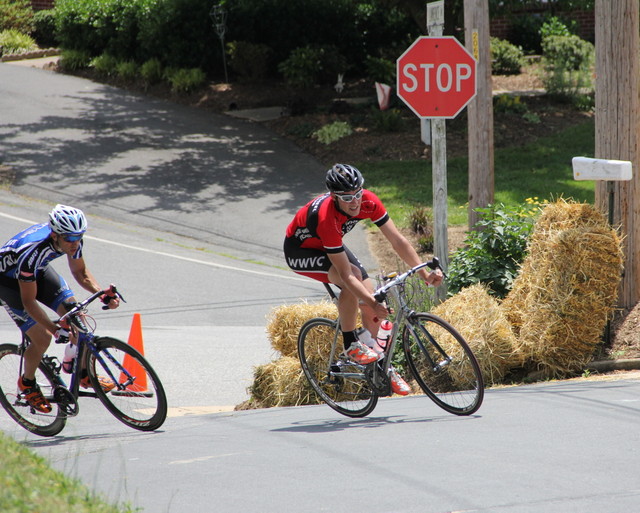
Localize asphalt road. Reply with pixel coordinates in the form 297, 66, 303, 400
2, 62, 640, 513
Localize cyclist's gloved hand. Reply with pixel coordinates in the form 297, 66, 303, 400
55, 327, 70, 345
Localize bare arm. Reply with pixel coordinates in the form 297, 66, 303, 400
379, 219, 443, 286
68, 255, 120, 309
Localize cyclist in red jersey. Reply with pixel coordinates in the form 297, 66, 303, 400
284, 164, 442, 395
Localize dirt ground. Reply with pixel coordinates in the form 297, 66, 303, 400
56, 62, 639, 363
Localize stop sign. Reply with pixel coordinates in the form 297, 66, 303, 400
397, 36, 477, 119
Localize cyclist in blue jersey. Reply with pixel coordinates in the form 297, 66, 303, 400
0, 204, 120, 413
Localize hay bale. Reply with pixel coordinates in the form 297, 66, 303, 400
244, 356, 320, 409
503, 199, 614, 335
266, 300, 338, 357
431, 283, 521, 386
503, 211, 623, 377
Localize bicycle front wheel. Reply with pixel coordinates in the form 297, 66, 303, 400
403, 313, 484, 415
84, 337, 167, 431
298, 318, 377, 418
0, 344, 66, 437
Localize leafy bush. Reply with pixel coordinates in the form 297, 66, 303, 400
447, 203, 536, 298
165, 67, 206, 94
90, 53, 119, 77
312, 121, 352, 145
0, 29, 36, 55
493, 94, 528, 114
0, 0, 34, 34
508, 13, 544, 54
32, 9, 57, 48
140, 58, 163, 86
58, 48, 91, 71
116, 60, 138, 81
371, 108, 405, 133
227, 41, 271, 83
541, 34, 594, 100
365, 56, 395, 85
539, 16, 573, 40
138, 0, 216, 72
542, 34, 594, 72
407, 206, 434, 253
490, 37, 525, 75
278, 45, 347, 88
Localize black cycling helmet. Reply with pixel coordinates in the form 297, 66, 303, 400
325, 164, 365, 192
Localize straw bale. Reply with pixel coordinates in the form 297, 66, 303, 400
507, 225, 623, 378
503, 199, 614, 334
266, 300, 338, 357
431, 284, 521, 386
246, 356, 320, 409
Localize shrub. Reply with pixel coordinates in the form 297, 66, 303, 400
227, 41, 271, 83
90, 53, 119, 77
140, 58, 163, 86
539, 16, 573, 40
32, 9, 57, 48
58, 48, 91, 71
490, 37, 525, 75
541, 34, 594, 99
312, 121, 352, 145
542, 34, 594, 72
447, 203, 536, 298
365, 56, 395, 85
278, 45, 346, 88
371, 108, 405, 133
116, 60, 138, 81
0, 29, 37, 55
165, 67, 206, 94
0, 0, 34, 34
407, 206, 434, 253
493, 94, 528, 114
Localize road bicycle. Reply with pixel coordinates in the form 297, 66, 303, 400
0, 286, 167, 437
297, 258, 484, 418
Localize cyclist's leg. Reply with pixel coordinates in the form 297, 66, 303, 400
0, 269, 75, 379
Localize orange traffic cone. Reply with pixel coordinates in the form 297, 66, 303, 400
119, 313, 148, 391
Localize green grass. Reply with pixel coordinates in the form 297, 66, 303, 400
361, 118, 595, 227
0, 432, 137, 513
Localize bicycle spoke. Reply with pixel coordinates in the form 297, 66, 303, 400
0, 344, 66, 436
86, 337, 167, 431
403, 313, 484, 415
298, 318, 377, 417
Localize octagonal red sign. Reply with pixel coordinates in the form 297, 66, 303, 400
396, 36, 477, 119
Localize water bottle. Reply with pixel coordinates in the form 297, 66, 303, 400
376, 320, 393, 352
62, 343, 77, 374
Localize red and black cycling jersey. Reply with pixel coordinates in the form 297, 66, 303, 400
285, 190, 389, 254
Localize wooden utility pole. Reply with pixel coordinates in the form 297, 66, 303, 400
464, 0, 494, 229
594, 0, 640, 308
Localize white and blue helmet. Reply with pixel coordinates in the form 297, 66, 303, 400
48, 204, 87, 235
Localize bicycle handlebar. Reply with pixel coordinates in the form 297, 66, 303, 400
56, 284, 126, 324
373, 258, 443, 303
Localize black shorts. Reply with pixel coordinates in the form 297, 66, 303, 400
283, 237, 368, 284
0, 266, 74, 332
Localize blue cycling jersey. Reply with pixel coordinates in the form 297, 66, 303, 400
0, 223, 83, 282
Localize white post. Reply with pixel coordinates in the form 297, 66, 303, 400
427, 1, 448, 301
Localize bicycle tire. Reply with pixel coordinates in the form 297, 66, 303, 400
298, 318, 378, 418
0, 344, 66, 437
402, 313, 484, 415
84, 337, 167, 431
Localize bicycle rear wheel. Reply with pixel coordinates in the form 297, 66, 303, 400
0, 344, 66, 436
298, 318, 377, 418
84, 337, 167, 431
402, 313, 483, 415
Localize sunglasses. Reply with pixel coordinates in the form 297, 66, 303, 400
335, 190, 363, 203
62, 234, 83, 242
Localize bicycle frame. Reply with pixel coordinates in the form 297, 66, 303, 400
322, 261, 442, 391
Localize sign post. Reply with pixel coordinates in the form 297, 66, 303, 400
396, 2, 476, 300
